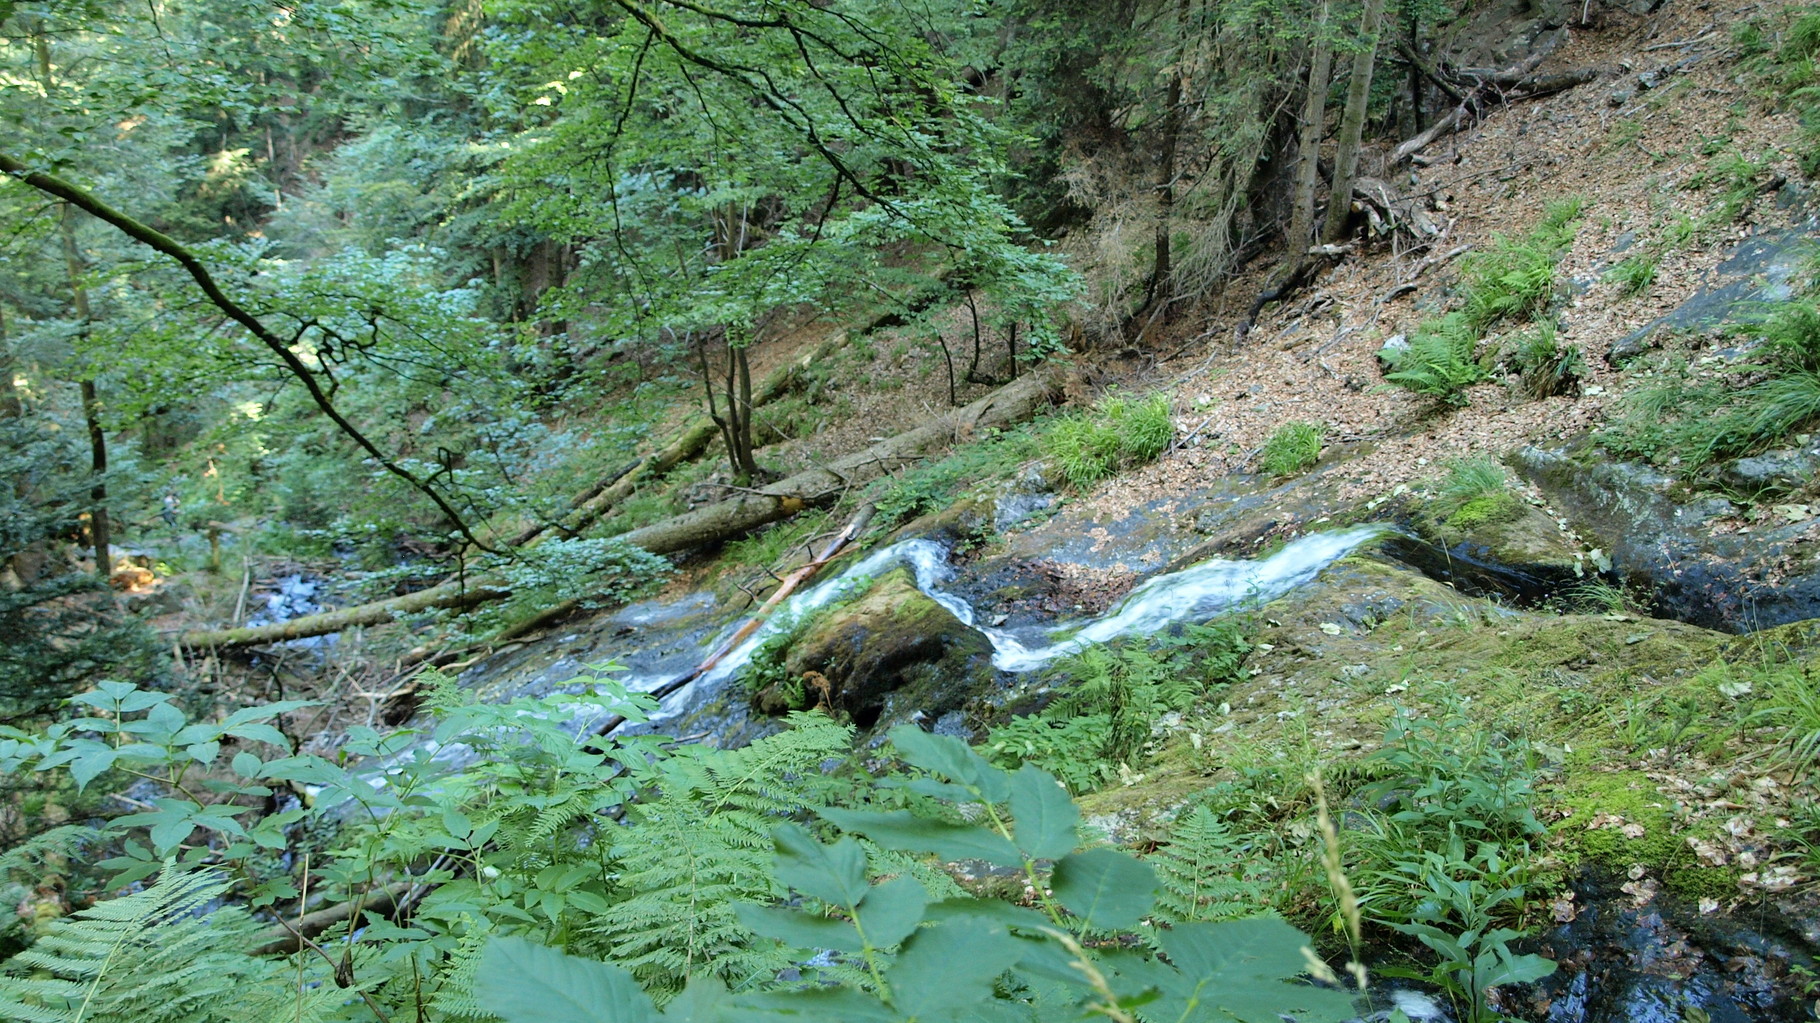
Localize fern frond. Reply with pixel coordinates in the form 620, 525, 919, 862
0, 864, 278, 1023
428, 922, 502, 1021
581, 714, 852, 999
0, 826, 104, 882
1149, 807, 1270, 925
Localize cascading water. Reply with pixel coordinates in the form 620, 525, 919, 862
632, 523, 1391, 724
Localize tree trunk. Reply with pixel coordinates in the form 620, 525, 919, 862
1145, 0, 1195, 320
60, 204, 109, 579
179, 370, 1061, 649
1321, 0, 1387, 244
1287, 1, 1334, 259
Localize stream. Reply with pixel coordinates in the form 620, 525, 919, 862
544, 523, 1393, 736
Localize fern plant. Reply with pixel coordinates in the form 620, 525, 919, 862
0, 866, 280, 1023
580, 713, 855, 999
476, 726, 1360, 1023
1379, 314, 1489, 407
1149, 806, 1272, 924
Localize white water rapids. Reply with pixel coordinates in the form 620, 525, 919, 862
637, 523, 1390, 719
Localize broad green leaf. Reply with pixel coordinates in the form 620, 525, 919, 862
855, 876, 927, 948
1051, 849, 1155, 931
1153, 918, 1357, 1023
225, 723, 290, 748
819, 808, 1023, 866
185, 740, 220, 765
476, 935, 659, 1023
68, 747, 118, 790
1009, 765, 1078, 860
887, 919, 1023, 1018
231, 751, 263, 777
734, 903, 864, 952
773, 823, 869, 907
888, 725, 1011, 802
1478, 947, 1556, 988
660, 977, 733, 1023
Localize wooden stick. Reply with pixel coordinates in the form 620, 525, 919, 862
587, 501, 876, 740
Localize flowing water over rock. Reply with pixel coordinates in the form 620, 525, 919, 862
455, 524, 1394, 741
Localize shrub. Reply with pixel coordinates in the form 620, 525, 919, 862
1507, 321, 1587, 399
1380, 313, 1489, 406
1439, 455, 1508, 501
1260, 421, 1324, 477
1459, 198, 1583, 333
1042, 391, 1174, 488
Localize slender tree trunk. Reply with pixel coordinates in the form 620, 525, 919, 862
1146, 0, 1194, 317
733, 342, 757, 480
0, 306, 18, 421
1322, 0, 1387, 244
1406, 12, 1424, 135
60, 205, 110, 579
1288, 0, 1334, 258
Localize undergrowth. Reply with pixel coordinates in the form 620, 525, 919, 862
1600, 297, 1820, 480
987, 622, 1250, 794
1380, 201, 1583, 408
1260, 421, 1324, 477
1042, 391, 1174, 489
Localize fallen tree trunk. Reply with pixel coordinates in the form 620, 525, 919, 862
250, 881, 416, 957
182, 369, 1059, 649
1391, 52, 1597, 165
586, 502, 877, 739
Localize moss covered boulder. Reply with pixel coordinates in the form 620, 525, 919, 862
771, 567, 997, 731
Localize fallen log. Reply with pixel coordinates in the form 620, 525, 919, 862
250, 881, 415, 956
586, 502, 877, 740
180, 369, 1059, 649
1391, 56, 1597, 165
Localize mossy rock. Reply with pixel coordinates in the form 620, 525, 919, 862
772, 567, 997, 730
1404, 489, 1583, 590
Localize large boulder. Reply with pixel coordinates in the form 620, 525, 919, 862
763, 567, 998, 731
1514, 444, 1820, 631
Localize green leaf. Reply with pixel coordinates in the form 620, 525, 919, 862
734, 904, 864, 952
856, 876, 927, 948
773, 823, 869, 907
68, 747, 118, 791
1009, 765, 1078, 860
476, 935, 659, 1023
660, 977, 733, 1023
818, 808, 1023, 866
1051, 849, 1155, 931
888, 725, 1011, 802
231, 751, 263, 777
186, 740, 220, 765
1153, 918, 1357, 1023
224, 723, 290, 748
887, 919, 1023, 1018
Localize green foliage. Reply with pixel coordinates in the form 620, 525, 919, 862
1438, 456, 1509, 501
1602, 299, 1820, 477
0, 865, 279, 1023
1378, 314, 1490, 406
1506, 321, 1587, 399
580, 714, 856, 998
1260, 421, 1324, 477
1149, 806, 1271, 924
1374, 837, 1558, 1023
1043, 392, 1174, 489
1458, 198, 1583, 333
479, 726, 1354, 1023
989, 623, 1250, 794
1348, 703, 1554, 1022
1606, 253, 1659, 297
0, 414, 157, 710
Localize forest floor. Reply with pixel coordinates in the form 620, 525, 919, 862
740, 0, 1809, 554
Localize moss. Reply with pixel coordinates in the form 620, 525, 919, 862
1550, 769, 1739, 898
1444, 491, 1525, 530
